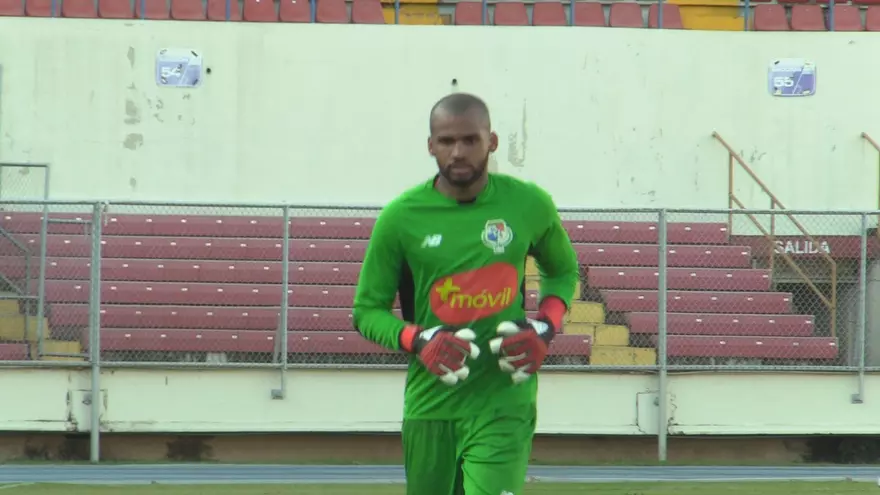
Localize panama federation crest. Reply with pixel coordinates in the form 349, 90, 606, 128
481, 219, 513, 254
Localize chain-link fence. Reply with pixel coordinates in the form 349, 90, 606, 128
0, 201, 876, 374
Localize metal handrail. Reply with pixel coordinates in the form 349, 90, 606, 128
712, 132, 838, 338
860, 132, 880, 241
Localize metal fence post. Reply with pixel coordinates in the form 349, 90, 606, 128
854, 212, 868, 404
657, 209, 669, 462
35, 202, 49, 358
89, 202, 105, 463
272, 205, 291, 400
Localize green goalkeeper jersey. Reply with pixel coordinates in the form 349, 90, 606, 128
352, 173, 579, 420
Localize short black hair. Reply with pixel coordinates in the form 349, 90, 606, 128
429, 93, 491, 133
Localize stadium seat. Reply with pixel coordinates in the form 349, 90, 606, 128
0, 212, 836, 364
574, 244, 751, 268
0, 0, 24, 15
828, 5, 863, 30
207, 0, 242, 20
352, 0, 384, 23
494, 1, 528, 25
0, 343, 28, 361
562, 221, 729, 245
647, 3, 683, 28
454, 1, 483, 24
572, 1, 604, 26
532, 1, 566, 25
98, 0, 130, 17
63, 0, 97, 16
25, 0, 54, 16
586, 267, 771, 291
753, 4, 789, 30
853, 0, 880, 5
278, 0, 309, 21
659, 335, 838, 360
609, 2, 643, 27
600, 290, 794, 314
316, 0, 347, 22
243, 0, 277, 21
865, 5, 880, 29
171, 0, 204, 18
627, 313, 816, 337
790, 4, 826, 30
135, 0, 170, 18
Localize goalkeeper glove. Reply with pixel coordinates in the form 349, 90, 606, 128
489, 296, 566, 385
400, 325, 481, 386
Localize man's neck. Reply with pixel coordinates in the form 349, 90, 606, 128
435, 175, 488, 203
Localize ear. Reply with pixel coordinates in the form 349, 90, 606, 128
488, 131, 499, 153
427, 136, 435, 156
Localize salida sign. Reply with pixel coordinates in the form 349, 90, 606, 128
774, 239, 831, 255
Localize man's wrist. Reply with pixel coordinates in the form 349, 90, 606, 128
537, 296, 566, 332
399, 324, 421, 353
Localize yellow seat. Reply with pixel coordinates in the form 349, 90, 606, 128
382, 4, 445, 24
563, 323, 629, 346
590, 346, 657, 366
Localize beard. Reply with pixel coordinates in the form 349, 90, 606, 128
438, 154, 489, 188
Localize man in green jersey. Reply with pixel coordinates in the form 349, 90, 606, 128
352, 93, 579, 495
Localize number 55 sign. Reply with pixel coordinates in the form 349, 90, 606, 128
768, 59, 815, 97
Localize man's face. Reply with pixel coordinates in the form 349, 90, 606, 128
428, 109, 498, 188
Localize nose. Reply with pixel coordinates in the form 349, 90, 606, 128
450, 141, 466, 159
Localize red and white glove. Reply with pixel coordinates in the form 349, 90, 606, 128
489, 318, 555, 384
400, 325, 481, 386
489, 297, 566, 384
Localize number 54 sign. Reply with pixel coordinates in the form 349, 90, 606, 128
768, 58, 816, 97
156, 48, 203, 88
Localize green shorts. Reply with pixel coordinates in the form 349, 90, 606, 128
402, 403, 537, 495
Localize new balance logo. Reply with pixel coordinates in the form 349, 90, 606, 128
422, 234, 442, 248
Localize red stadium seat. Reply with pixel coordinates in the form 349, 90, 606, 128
0, 212, 377, 239
454, 1, 483, 24
532, 1, 566, 25
0, 0, 25, 15
865, 6, 880, 29
316, 0, 346, 22
627, 312, 815, 337
0, 343, 28, 361
494, 1, 528, 25
171, 0, 204, 18
853, 0, 880, 6
135, 0, 169, 18
600, 289, 794, 314
25, 0, 54, 16
586, 267, 772, 291
609, 2, 643, 27
574, 243, 752, 268
99, 0, 131, 17
658, 335, 838, 360
243, 0, 277, 21
562, 221, 729, 245
0, 235, 368, 261
0, 212, 832, 364
278, 0, 309, 21
91, 329, 591, 357
753, 4, 789, 30
647, 3, 682, 28
790, 4, 826, 30
829, 5, 863, 30
62, 0, 97, 17
207, 0, 241, 20
572, 2, 604, 26
352, 0, 384, 23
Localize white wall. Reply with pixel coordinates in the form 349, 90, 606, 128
2, 368, 880, 435
0, 19, 877, 228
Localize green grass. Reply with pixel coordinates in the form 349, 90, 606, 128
0, 482, 876, 494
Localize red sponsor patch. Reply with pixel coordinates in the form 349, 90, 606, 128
430, 262, 519, 325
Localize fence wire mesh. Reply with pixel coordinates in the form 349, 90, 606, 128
0, 202, 876, 373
